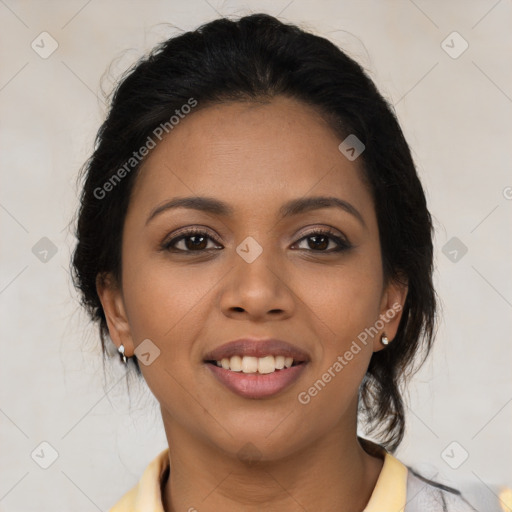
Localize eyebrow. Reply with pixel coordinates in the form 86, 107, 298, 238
145, 195, 365, 227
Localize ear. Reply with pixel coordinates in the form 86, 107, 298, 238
373, 275, 408, 352
96, 272, 135, 357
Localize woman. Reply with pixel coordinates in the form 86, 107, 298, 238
71, 13, 477, 511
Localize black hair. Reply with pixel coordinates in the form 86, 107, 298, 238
71, 13, 436, 453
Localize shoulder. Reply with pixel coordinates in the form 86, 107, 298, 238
108, 485, 138, 512
405, 466, 478, 512
108, 447, 170, 512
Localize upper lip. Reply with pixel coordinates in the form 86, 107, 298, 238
203, 338, 311, 362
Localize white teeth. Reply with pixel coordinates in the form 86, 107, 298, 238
275, 355, 285, 369
212, 354, 300, 373
258, 355, 275, 374
241, 356, 258, 373
228, 355, 242, 372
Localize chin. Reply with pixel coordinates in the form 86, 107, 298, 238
210, 429, 310, 465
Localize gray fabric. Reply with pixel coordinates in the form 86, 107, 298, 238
405, 467, 479, 512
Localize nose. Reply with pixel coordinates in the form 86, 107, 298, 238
219, 249, 295, 321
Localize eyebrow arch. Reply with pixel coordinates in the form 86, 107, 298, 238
145, 195, 365, 227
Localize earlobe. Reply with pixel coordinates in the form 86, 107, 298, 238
373, 277, 408, 352
95, 272, 134, 356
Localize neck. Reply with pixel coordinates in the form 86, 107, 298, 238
161, 408, 384, 512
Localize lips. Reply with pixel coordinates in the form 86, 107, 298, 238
203, 338, 311, 398
206, 362, 308, 399
203, 337, 311, 363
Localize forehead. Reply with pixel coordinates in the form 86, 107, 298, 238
128, 96, 372, 219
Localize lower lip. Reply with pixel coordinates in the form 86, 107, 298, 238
205, 362, 308, 399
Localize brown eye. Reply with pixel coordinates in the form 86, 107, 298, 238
162, 229, 222, 252
293, 229, 351, 252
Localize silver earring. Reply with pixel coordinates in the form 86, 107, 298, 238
381, 335, 389, 346
118, 344, 127, 364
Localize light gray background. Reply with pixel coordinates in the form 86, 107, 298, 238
1, 1, 511, 511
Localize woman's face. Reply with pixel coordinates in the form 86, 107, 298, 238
98, 96, 406, 460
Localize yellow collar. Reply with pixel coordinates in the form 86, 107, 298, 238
109, 440, 408, 512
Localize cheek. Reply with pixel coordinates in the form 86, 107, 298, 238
305, 260, 384, 340
120, 257, 211, 412
122, 258, 213, 343
123, 241, 209, 334
296, 271, 381, 430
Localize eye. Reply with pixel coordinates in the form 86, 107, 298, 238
292, 229, 351, 252
161, 228, 222, 253
161, 227, 351, 254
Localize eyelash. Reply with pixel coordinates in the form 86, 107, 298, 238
161, 227, 352, 254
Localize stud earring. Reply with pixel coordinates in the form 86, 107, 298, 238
381, 334, 390, 346
118, 344, 128, 364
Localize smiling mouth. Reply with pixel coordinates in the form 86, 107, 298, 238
204, 355, 305, 374
204, 356, 309, 399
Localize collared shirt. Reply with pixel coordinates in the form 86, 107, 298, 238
108, 440, 477, 512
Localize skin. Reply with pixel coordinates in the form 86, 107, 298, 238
97, 96, 408, 512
